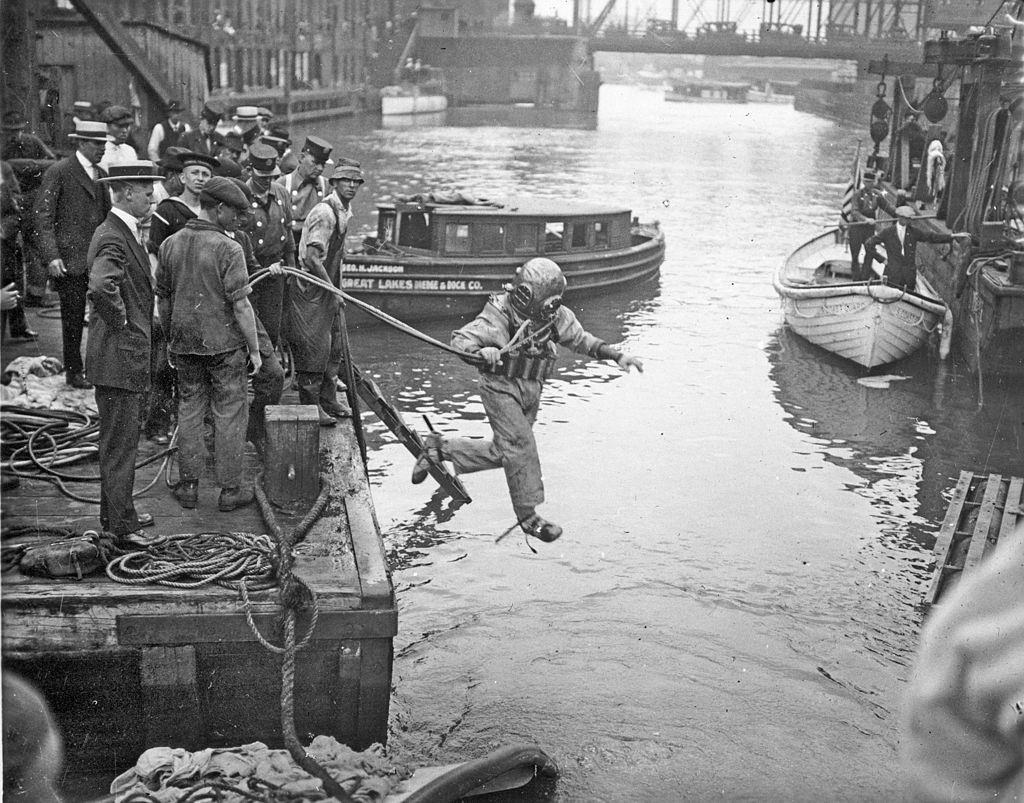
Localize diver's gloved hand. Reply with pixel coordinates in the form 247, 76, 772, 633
477, 347, 502, 368
617, 353, 644, 373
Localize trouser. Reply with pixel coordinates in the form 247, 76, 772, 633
251, 273, 285, 348
94, 385, 144, 535
1, 237, 29, 336
145, 324, 176, 437
441, 374, 545, 518
848, 225, 874, 281
247, 348, 285, 446
52, 273, 88, 375
175, 348, 248, 488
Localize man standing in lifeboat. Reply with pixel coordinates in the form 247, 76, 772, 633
412, 257, 643, 543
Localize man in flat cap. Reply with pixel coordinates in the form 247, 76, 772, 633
99, 105, 140, 171
276, 135, 332, 248
147, 99, 190, 161
157, 176, 262, 512
243, 143, 294, 347
179, 102, 224, 156
863, 205, 969, 290
286, 160, 364, 425
33, 119, 112, 388
86, 160, 161, 544
845, 169, 897, 281
217, 131, 244, 163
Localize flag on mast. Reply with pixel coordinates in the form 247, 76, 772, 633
839, 140, 863, 234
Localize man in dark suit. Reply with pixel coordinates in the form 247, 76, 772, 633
863, 205, 969, 290
32, 120, 111, 388
85, 160, 160, 543
178, 101, 224, 156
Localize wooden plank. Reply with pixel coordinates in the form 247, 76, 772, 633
355, 638, 393, 749
346, 495, 392, 606
923, 471, 973, 605
964, 474, 1001, 572
265, 404, 321, 506
996, 476, 1024, 551
139, 645, 204, 746
117, 608, 396, 645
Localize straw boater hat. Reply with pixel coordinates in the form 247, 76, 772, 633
68, 120, 109, 141
232, 105, 259, 123
246, 143, 280, 177
894, 205, 917, 219
72, 101, 94, 121
256, 107, 273, 120
96, 160, 160, 183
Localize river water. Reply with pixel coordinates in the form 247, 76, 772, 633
301, 85, 1023, 801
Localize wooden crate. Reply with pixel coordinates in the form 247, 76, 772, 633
923, 471, 1024, 606
1, 421, 394, 779
264, 404, 321, 507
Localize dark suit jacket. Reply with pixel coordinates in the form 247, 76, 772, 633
85, 212, 153, 390
864, 222, 952, 289
178, 129, 221, 156
32, 154, 110, 275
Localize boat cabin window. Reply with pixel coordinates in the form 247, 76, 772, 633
378, 210, 397, 243
508, 223, 539, 254
544, 222, 565, 253
444, 222, 472, 254
570, 223, 588, 248
397, 211, 431, 249
477, 223, 506, 254
594, 220, 609, 248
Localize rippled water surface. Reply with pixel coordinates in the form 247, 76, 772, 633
300, 85, 1022, 801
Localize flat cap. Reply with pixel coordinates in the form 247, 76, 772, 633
894, 205, 917, 218
200, 175, 248, 210
101, 104, 133, 125
213, 157, 242, 179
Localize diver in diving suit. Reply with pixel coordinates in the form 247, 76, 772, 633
411, 257, 644, 542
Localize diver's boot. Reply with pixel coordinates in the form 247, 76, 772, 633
519, 512, 562, 543
297, 372, 336, 427
411, 432, 443, 484
319, 370, 351, 418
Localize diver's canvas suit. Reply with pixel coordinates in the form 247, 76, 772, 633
442, 291, 606, 519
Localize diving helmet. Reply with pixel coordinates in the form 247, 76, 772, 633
508, 258, 566, 320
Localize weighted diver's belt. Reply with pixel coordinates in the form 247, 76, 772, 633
481, 353, 555, 381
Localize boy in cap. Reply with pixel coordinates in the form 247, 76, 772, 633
147, 99, 190, 161
99, 105, 140, 171
32, 119, 112, 388
243, 143, 294, 346
180, 102, 224, 156
86, 160, 161, 543
412, 257, 643, 543
863, 205, 969, 290
276, 136, 332, 247
286, 160, 363, 425
156, 176, 262, 512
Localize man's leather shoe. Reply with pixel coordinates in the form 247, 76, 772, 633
320, 397, 351, 418
218, 486, 255, 512
314, 405, 337, 426
66, 372, 93, 390
9, 329, 38, 341
520, 513, 562, 543
173, 480, 198, 510
137, 512, 155, 528
115, 530, 164, 549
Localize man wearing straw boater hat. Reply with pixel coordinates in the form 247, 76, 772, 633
32, 119, 111, 388
276, 135, 332, 248
243, 143, 294, 346
863, 205, 969, 290
86, 160, 161, 544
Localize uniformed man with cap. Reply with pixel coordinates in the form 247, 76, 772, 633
147, 99, 190, 161
863, 205, 969, 290
243, 143, 294, 346
411, 257, 644, 543
845, 169, 898, 280
179, 102, 225, 156
285, 159, 362, 425
148, 150, 219, 253
275, 135, 332, 247
156, 176, 262, 512
32, 119, 112, 389
86, 159, 161, 544
99, 104, 140, 171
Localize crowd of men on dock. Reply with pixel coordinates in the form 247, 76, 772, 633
1, 98, 364, 543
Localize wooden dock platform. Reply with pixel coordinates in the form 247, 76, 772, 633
1, 413, 395, 779
923, 471, 1024, 606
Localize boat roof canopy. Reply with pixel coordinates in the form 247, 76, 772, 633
380, 197, 631, 219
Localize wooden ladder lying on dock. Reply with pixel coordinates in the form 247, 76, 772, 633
923, 471, 1024, 606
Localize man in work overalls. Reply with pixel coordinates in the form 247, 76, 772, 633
286, 161, 364, 426
412, 257, 644, 542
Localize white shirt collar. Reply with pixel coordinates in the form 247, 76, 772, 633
896, 222, 907, 244
110, 206, 141, 240
75, 149, 96, 176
